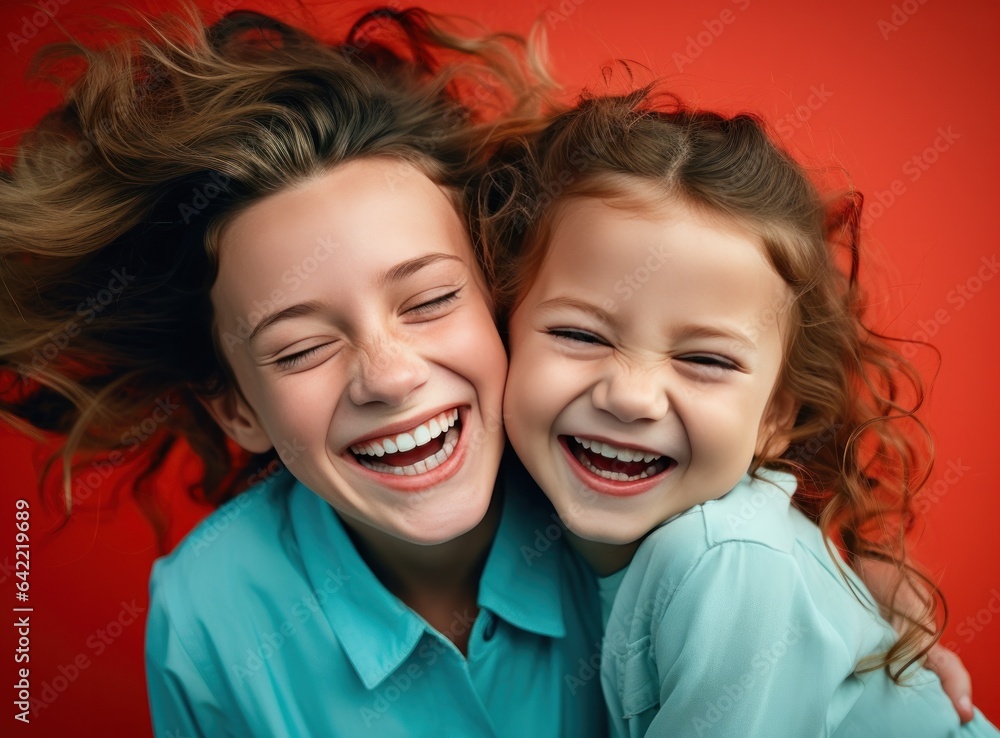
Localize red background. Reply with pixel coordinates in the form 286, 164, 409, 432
1, 0, 998, 734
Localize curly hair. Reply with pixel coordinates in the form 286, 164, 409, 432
478, 86, 940, 681
0, 5, 555, 547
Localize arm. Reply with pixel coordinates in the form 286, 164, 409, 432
855, 557, 974, 723
643, 543, 844, 738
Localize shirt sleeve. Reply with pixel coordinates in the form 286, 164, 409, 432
643, 540, 849, 738
145, 570, 231, 738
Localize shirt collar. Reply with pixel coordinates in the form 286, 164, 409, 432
476, 454, 566, 639
289, 483, 425, 690
287, 456, 568, 689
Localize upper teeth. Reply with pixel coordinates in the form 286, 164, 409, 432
352, 409, 459, 457
574, 436, 660, 463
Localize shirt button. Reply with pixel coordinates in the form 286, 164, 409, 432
482, 615, 497, 641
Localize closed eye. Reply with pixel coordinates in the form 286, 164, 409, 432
274, 344, 332, 370
548, 328, 610, 346
680, 355, 739, 371
407, 289, 460, 316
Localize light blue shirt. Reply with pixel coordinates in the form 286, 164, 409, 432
601, 470, 998, 737
146, 460, 606, 737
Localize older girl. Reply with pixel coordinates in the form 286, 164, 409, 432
0, 9, 604, 736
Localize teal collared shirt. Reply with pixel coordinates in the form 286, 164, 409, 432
146, 461, 605, 737
601, 470, 998, 738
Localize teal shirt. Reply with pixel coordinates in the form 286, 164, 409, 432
146, 462, 605, 737
601, 470, 998, 737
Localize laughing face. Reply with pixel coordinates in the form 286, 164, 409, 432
504, 194, 793, 545
207, 158, 507, 546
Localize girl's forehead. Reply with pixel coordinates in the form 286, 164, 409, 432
210, 159, 481, 313
222, 161, 469, 259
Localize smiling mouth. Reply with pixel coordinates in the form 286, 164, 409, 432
563, 435, 675, 482
349, 408, 461, 476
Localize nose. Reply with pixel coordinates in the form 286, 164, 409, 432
591, 364, 669, 423
348, 335, 429, 406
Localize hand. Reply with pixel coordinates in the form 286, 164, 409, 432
925, 643, 975, 724
854, 558, 975, 723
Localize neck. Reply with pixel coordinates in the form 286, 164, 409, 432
566, 529, 642, 577
342, 490, 503, 653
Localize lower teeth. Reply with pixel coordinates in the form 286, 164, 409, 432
357, 425, 459, 475
577, 452, 657, 482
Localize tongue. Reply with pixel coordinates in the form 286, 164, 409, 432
583, 449, 648, 476
378, 436, 445, 467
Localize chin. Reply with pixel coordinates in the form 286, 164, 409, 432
396, 490, 495, 546
556, 508, 636, 546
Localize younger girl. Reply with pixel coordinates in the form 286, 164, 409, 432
493, 89, 999, 735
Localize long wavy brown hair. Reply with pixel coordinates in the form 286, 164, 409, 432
0, 5, 554, 547
478, 86, 941, 681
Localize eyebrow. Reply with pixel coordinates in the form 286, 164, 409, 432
536, 296, 624, 334
248, 300, 326, 344
377, 253, 464, 289
672, 323, 757, 353
247, 253, 463, 343
536, 297, 758, 353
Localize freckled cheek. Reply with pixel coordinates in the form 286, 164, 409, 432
430, 315, 507, 401
255, 372, 344, 442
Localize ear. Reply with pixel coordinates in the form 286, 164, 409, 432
199, 387, 274, 454
755, 387, 799, 460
